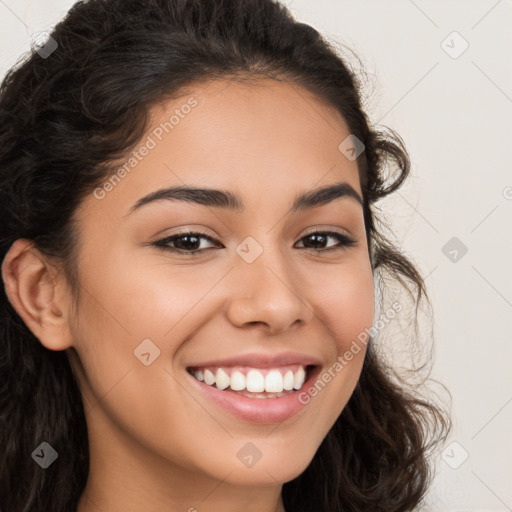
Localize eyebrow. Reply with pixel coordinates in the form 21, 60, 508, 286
127, 181, 363, 216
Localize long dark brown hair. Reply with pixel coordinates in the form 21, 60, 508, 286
0, 0, 451, 510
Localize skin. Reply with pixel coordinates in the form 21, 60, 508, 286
2, 78, 375, 512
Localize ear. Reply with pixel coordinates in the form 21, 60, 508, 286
1, 238, 74, 351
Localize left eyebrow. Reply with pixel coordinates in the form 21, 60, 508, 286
126, 180, 364, 216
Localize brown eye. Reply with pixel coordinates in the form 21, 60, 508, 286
151, 229, 355, 257
152, 231, 220, 255
295, 231, 355, 251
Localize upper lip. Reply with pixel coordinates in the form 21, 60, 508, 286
186, 351, 322, 369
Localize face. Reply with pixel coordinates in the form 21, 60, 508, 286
43, 79, 375, 488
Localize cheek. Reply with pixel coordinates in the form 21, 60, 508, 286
76, 246, 204, 339
300, 257, 374, 421
309, 257, 375, 350
68, 247, 226, 398
66, 253, 214, 467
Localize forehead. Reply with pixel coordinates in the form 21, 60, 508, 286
79, 78, 361, 222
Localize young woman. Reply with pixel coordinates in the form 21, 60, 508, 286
0, 0, 451, 511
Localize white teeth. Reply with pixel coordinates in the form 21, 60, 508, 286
230, 370, 246, 391
283, 370, 294, 390
215, 368, 230, 390
246, 370, 265, 392
264, 370, 283, 393
190, 365, 311, 395
293, 366, 306, 390
203, 369, 215, 386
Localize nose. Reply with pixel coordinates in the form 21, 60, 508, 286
225, 247, 313, 336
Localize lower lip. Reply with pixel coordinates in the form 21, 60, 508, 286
185, 366, 321, 424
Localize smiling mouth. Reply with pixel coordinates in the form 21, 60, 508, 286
186, 364, 316, 399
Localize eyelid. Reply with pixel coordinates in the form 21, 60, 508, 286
161, 223, 354, 240
300, 225, 353, 239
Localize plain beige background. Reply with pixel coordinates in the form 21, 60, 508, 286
1, 0, 511, 510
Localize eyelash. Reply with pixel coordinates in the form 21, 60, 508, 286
151, 229, 356, 256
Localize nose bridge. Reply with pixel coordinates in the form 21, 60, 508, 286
226, 232, 310, 333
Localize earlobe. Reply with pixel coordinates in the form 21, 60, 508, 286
1, 238, 74, 351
